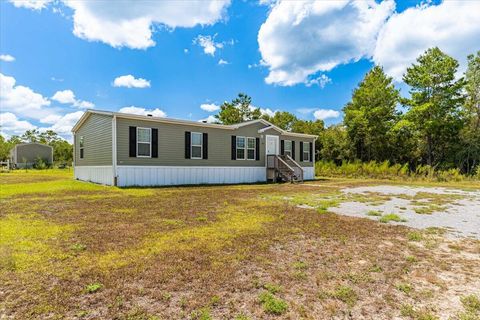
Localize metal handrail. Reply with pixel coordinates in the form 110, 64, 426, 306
277, 156, 295, 173
285, 154, 303, 181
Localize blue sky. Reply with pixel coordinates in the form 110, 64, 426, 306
1, 0, 479, 141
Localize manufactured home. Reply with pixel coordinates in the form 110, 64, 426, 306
72, 110, 317, 186
10, 143, 53, 169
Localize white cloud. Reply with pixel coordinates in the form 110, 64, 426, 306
260, 108, 276, 117
46, 111, 84, 135
258, 0, 394, 86
119, 106, 167, 118
40, 114, 62, 124
313, 109, 340, 120
198, 115, 217, 124
0, 112, 36, 135
0, 73, 52, 120
194, 34, 224, 56
305, 74, 331, 88
218, 59, 229, 65
61, 1, 230, 49
0, 54, 15, 62
9, 0, 52, 10
51, 89, 75, 104
374, 1, 480, 81
51, 89, 94, 109
200, 103, 220, 112
113, 75, 151, 88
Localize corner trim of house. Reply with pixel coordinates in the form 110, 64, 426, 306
112, 115, 117, 186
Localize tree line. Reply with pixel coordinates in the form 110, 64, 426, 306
214, 48, 480, 175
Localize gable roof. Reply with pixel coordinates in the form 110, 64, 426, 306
72, 109, 317, 139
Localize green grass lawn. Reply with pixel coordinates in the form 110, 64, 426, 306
0, 170, 479, 319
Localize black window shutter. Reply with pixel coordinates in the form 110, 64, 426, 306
185, 131, 191, 159
231, 135, 236, 160
152, 128, 158, 158
300, 142, 304, 162
129, 126, 137, 157
203, 133, 208, 159
280, 140, 285, 155
292, 141, 296, 160
310, 141, 314, 162
255, 137, 260, 160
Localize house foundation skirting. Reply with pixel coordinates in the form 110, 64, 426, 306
116, 166, 267, 187
303, 167, 315, 180
74, 165, 315, 187
74, 166, 114, 185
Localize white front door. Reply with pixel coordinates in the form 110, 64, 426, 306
266, 135, 279, 155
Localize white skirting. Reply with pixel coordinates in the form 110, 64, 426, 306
74, 166, 114, 185
303, 167, 315, 180
116, 166, 267, 187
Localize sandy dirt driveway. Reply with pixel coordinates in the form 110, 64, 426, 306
329, 185, 480, 239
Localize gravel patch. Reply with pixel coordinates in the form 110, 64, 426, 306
330, 185, 480, 239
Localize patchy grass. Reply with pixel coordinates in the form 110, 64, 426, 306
0, 214, 74, 271
85, 283, 102, 294
379, 213, 407, 223
258, 292, 288, 315
0, 170, 479, 319
366, 210, 382, 217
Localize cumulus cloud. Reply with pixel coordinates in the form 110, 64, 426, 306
45, 111, 84, 135
59, 1, 230, 49
305, 74, 331, 88
258, 0, 394, 86
218, 59, 229, 65
313, 109, 340, 120
260, 108, 276, 117
113, 75, 151, 88
119, 106, 167, 118
194, 34, 234, 56
9, 0, 51, 10
200, 103, 220, 112
0, 112, 36, 135
51, 89, 94, 108
0, 73, 52, 120
0, 54, 15, 62
40, 114, 62, 124
198, 115, 217, 124
373, 1, 480, 81
51, 89, 75, 104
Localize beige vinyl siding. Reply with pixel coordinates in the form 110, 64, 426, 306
74, 113, 113, 166
261, 128, 315, 167
14, 144, 53, 165
279, 136, 315, 167
117, 118, 269, 167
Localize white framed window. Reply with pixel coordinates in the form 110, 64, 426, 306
79, 136, 84, 159
247, 137, 256, 160
303, 142, 310, 162
191, 132, 203, 159
137, 127, 151, 157
284, 140, 292, 158
236, 136, 246, 160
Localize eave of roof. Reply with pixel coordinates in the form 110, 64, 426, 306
71, 109, 317, 138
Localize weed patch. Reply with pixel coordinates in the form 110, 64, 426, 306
258, 292, 288, 315
379, 213, 407, 223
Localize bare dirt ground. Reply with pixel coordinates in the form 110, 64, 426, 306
0, 171, 479, 319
